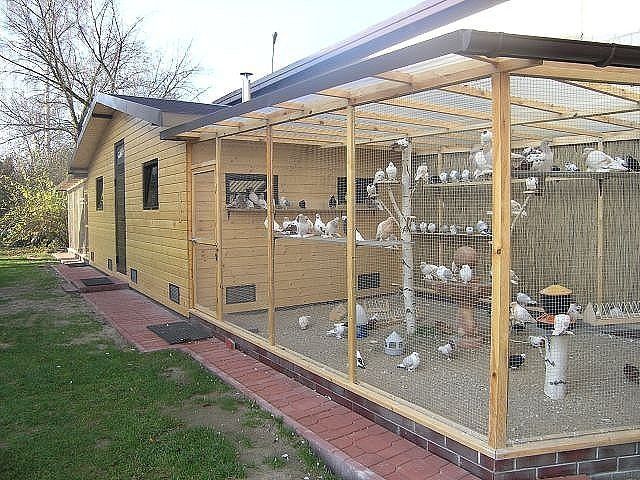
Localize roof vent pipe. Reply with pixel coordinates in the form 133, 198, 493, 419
240, 72, 253, 102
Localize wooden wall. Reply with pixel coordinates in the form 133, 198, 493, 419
85, 111, 190, 315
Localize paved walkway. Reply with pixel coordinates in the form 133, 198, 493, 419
52, 262, 587, 480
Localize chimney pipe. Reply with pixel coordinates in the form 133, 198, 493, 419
240, 72, 253, 102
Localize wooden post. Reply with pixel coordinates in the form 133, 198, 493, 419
266, 126, 276, 346
436, 150, 444, 266
186, 142, 194, 309
488, 71, 511, 449
215, 137, 225, 322
401, 142, 416, 335
346, 106, 357, 383
596, 179, 604, 304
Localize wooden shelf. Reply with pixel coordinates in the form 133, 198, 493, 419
274, 233, 406, 249
412, 231, 492, 240
227, 206, 380, 215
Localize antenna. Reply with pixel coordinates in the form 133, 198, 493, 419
271, 32, 278, 73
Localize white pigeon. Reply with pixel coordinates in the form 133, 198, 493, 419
248, 190, 267, 209
538, 140, 554, 172
395, 137, 410, 149
415, 164, 429, 182
386, 162, 397, 180
451, 261, 459, 274
460, 169, 470, 182
439, 224, 449, 233
397, 352, 420, 371
449, 170, 460, 182
263, 216, 282, 232
459, 264, 472, 284
419, 222, 428, 233
327, 322, 346, 339
609, 156, 628, 171
510, 270, 520, 285
510, 301, 535, 324
245, 199, 255, 209
567, 303, 582, 323
476, 220, 489, 234
528, 335, 546, 348
282, 217, 293, 229
437, 339, 455, 359
325, 217, 341, 237
355, 229, 365, 241
516, 292, 536, 306
473, 130, 493, 178
296, 214, 312, 237
511, 200, 527, 217
465, 226, 474, 235
564, 161, 579, 172
376, 216, 396, 241
356, 350, 366, 369
436, 265, 454, 282
525, 177, 538, 191
409, 221, 417, 233
367, 183, 377, 197
374, 170, 386, 184
279, 197, 290, 209
427, 222, 437, 233
439, 171, 448, 183
584, 148, 617, 172
420, 262, 438, 281
552, 314, 572, 336
449, 225, 458, 235
298, 315, 310, 330
314, 213, 326, 235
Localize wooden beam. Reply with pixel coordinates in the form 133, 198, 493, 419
266, 127, 276, 346
381, 97, 491, 120
488, 71, 511, 450
186, 142, 194, 310
561, 81, 640, 103
346, 105, 357, 384
520, 61, 640, 84
373, 71, 413, 85
215, 137, 225, 323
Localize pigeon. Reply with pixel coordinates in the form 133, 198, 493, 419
459, 264, 472, 284
420, 262, 438, 281
427, 223, 437, 233
227, 193, 240, 208
394, 137, 410, 149
296, 214, 312, 237
583, 148, 620, 172
439, 171, 448, 183
428, 175, 441, 184
355, 229, 365, 241
419, 222, 428, 233
473, 130, 493, 178
279, 197, 290, 209
356, 350, 366, 369
376, 216, 396, 241
327, 322, 346, 339
397, 352, 420, 371
449, 225, 458, 235
623, 364, 639, 384
263, 216, 282, 232
282, 218, 298, 235
298, 199, 306, 209
325, 217, 341, 237
524, 176, 538, 191
460, 169, 470, 182
510, 270, 520, 285
245, 198, 255, 209
248, 189, 267, 209
451, 261, 459, 274
511, 199, 527, 217
566, 303, 582, 323
564, 162, 579, 172
465, 226, 474, 235
611, 156, 629, 171
437, 339, 455, 359
449, 170, 460, 182
516, 292, 536, 306
476, 220, 489, 234
435, 265, 454, 282
625, 155, 640, 171
510, 301, 535, 325
386, 162, 397, 181
528, 335, 546, 348
314, 213, 326, 235
415, 165, 429, 182
328, 195, 337, 208
367, 183, 377, 198
409, 221, 417, 233
298, 315, 310, 330
552, 314, 572, 336
509, 353, 526, 369
609, 306, 625, 318
538, 140, 554, 172
374, 170, 386, 184
439, 224, 449, 233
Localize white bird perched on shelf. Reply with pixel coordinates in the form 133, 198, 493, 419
386, 161, 398, 180
528, 335, 546, 349
583, 147, 625, 172
418, 222, 428, 233
473, 130, 493, 178
327, 322, 346, 339
415, 164, 429, 182
279, 197, 290, 209
374, 170, 386, 184
409, 220, 417, 233
356, 350, 366, 369
397, 352, 420, 371
355, 229, 365, 241
436, 265, 454, 282
610, 156, 629, 171
427, 222, 437, 233
538, 140, 554, 172
510, 301, 535, 325
516, 292, 536, 306
465, 226, 474, 235
449, 170, 460, 182
325, 217, 341, 237
552, 314, 572, 336
394, 137, 410, 150
366, 183, 377, 198
376, 216, 396, 241
461, 169, 471, 182
564, 161, 579, 172
459, 264, 472, 284
476, 220, 489, 235
298, 315, 310, 330
314, 213, 326, 235
439, 171, 448, 183
248, 189, 268, 209
511, 199, 527, 217
567, 303, 582, 323
245, 199, 255, 209
510, 270, 520, 285
296, 214, 312, 237
449, 225, 458, 235
420, 262, 438, 281
263, 216, 282, 232
437, 339, 455, 359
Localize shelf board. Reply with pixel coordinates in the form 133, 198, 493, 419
227, 207, 380, 214
412, 232, 492, 240
274, 233, 406, 249
375, 179, 400, 185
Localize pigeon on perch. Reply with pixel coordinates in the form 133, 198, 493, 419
376, 216, 396, 241
509, 353, 526, 369
516, 292, 536, 306
583, 148, 620, 172
420, 262, 438, 281
552, 314, 572, 336
449, 225, 458, 235
374, 170, 386, 184
476, 220, 489, 235
356, 350, 366, 369
511, 199, 528, 217
461, 169, 471, 182
510, 270, 520, 285
279, 197, 290, 209
564, 161, 579, 172
435, 265, 454, 282
419, 222, 428, 233
409, 220, 417, 233
439, 171, 448, 183
328, 195, 337, 208
367, 183, 377, 198
355, 229, 365, 241
296, 214, 313, 237
245, 199, 255, 209
473, 130, 493, 178
437, 339, 455, 359
298, 316, 310, 330
465, 226, 474, 235
459, 264, 472, 284
623, 364, 639, 384
427, 223, 437, 233
394, 138, 410, 150
248, 189, 268, 209
325, 217, 341, 237
528, 335, 546, 349
439, 224, 449, 233
397, 352, 420, 371
567, 303, 582, 323
386, 162, 398, 180
449, 170, 460, 182
314, 213, 326, 235
510, 301, 535, 325
327, 322, 346, 339
415, 165, 429, 182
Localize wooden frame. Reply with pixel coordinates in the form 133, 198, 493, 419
346, 106, 357, 383
215, 137, 224, 322
266, 126, 276, 345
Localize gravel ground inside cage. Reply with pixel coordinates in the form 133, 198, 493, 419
225, 295, 639, 443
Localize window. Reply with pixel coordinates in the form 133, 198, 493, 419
336, 177, 374, 204
95, 177, 104, 210
142, 159, 159, 210
168, 284, 180, 303
130, 268, 138, 284
225, 173, 278, 205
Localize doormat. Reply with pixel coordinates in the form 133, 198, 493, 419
147, 321, 213, 344
66, 261, 89, 268
81, 277, 114, 286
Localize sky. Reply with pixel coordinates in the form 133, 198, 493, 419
102, 0, 640, 102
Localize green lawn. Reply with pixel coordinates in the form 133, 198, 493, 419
0, 250, 338, 480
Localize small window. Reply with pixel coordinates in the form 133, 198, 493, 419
95, 177, 104, 210
107, 258, 113, 270
225, 173, 278, 206
169, 284, 180, 303
337, 177, 374, 205
358, 272, 381, 290
130, 268, 138, 284
142, 159, 159, 210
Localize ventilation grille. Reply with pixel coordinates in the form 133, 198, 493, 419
358, 272, 380, 290
107, 258, 113, 270
169, 284, 180, 304
130, 268, 138, 284
90, 252, 95, 262
226, 284, 256, 304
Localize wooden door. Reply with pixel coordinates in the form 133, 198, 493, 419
114, 140, 127, 274
191, 167, 217, 315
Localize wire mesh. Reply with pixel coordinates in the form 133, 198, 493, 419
506, 76, 640, 444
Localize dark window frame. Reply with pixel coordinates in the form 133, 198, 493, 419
142, 159, 159, 210
224, 173, 279, 205
336, 177, 374, 205
95, 176, 104, 210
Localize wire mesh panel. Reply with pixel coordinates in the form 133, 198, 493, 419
506, 76, 640, 444
352, 82, 496, 437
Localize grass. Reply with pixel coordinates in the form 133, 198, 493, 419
0, 249, 340, 480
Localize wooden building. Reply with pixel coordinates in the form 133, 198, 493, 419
65, 20, 640, 480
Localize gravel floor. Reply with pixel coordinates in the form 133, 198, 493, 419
226, 294, 639, 443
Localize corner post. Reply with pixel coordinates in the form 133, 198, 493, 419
488, 71, 511, 449
346, 106, 357, 383
215, 137, 225, 323
186, 142, 194, 310
266, 126, 276, 346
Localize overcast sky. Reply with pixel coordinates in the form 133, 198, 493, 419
121, 0, 640, 102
